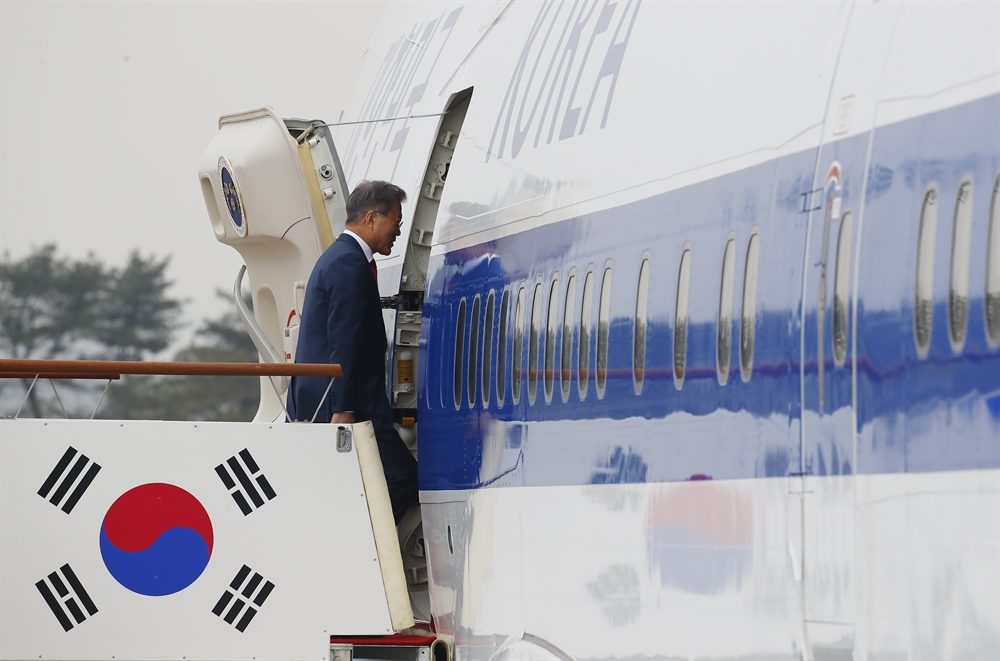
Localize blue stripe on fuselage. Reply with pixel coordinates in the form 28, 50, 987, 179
417, 94, 1000, 491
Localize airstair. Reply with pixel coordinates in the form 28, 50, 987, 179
195, 95, 472, 639
0, 412, 447, 660
0, 106, 460, 660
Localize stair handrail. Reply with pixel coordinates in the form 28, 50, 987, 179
0, 358, 341, 380
235, 264, 285, 365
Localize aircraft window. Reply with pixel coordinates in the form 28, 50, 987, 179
497, 288, 510, 407
949, 177, 974, 353
987, 173, 1000, 348
674, 244, 692, 390
561, 272, 577, 402
833, 212, 853, 367
528, 279, 543, 405
482, 290, 495, 408
544, 274, 560, 404
512, 285, 526, 405
633, 254, 650, 395
454, 298, 466, 409
740, 230, 760, 382
579, 267, 595, 400
717, 234, 737, 385
915, 184, 939, 357
596, 264, 613, 399
468, 294, 481, 408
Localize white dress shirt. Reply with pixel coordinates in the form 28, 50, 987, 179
341, 228, 374, 264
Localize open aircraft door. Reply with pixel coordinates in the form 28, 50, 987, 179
379, 90, 474, 623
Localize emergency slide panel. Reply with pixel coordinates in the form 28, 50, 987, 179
0, 419, 398, 661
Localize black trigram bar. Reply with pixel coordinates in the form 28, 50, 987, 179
35, 564, 98, 632
215, 449, 276, 516
212, 564, 274, 633
38, 447, 101, 514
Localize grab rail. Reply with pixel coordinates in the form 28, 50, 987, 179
2, 359, 342, 420
0, 359, 341, 380
235, 265, 284, 365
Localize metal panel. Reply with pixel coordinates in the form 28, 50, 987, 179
0, 419, 393, 661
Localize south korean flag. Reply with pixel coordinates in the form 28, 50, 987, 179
0, 418, 394, 661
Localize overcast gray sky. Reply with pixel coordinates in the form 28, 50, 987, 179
1, 0, 385, 352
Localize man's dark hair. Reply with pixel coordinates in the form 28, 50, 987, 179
345, 180, 407, 225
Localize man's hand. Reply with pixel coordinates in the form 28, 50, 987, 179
331, 412, 355, 424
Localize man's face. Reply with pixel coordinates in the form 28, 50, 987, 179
370, 200, 402, 256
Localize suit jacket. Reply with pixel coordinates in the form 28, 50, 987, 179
287, 233, 390, 423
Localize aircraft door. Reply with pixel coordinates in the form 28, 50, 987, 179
386, 89, 473, 623
381, 90, 474, 428
390, 90, 473, 416
800, 156, 862, 656
796, 3, 901, 656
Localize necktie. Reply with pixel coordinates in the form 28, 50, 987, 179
370, 259, 378, 282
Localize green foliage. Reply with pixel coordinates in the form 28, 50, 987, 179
1, 245, 182, 417
1, 246, 261, 421
98, 290, 260, 422
0, 245, 106, 361
0, 244, 180, 361
94, 252, 183, 360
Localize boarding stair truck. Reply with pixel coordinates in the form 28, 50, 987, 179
198, 107, 452, 660
0, 108, 450, 661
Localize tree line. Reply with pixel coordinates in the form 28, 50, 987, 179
0, 245, 259, 420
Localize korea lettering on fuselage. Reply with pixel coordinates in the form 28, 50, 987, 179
486, 0, 643, 162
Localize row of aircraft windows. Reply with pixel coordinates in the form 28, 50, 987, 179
915, 172, 1000, 355
448, 171, 1000, 411
450, 230, 764, 411
449, 171, 1000, 411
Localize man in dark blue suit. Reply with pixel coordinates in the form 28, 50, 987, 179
287, 180, 417, 524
